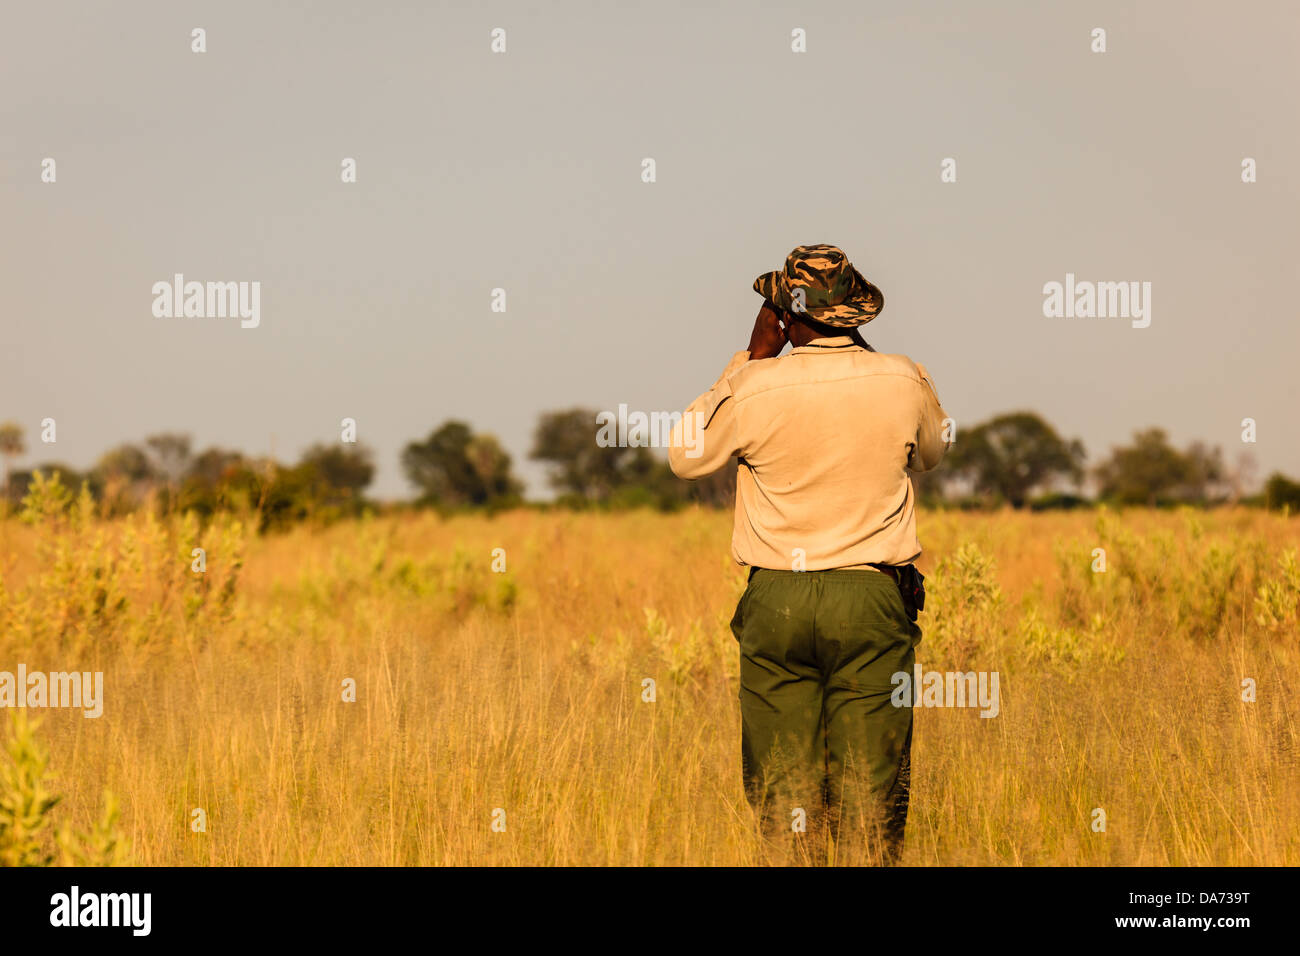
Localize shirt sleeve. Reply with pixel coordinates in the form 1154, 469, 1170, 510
908, 361, 951, 473
669, 350, 750, 479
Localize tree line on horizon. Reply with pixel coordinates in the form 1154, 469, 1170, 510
1, 411, 1297, 531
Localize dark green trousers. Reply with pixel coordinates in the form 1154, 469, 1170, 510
730, 567, 919, 862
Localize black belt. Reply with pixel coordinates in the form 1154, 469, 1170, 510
747, 564, 902, 581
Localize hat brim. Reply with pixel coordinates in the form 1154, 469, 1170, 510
752, 265, 884, 327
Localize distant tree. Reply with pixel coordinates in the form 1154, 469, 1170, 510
681, 459, 737, 509
1263, 472, 1300, 511
141, 432, 194, 510
186, 447, 248, 487
1094, 428, 1226, 506
402, 421, 522, 508
93, 443, 157, 512
0, 421, 24, 497
178, 448, 250, 516
943, 412, 1085, 508
4, 463, 85, 506
144, 433, 193, 486
298, 443, 375, 500
1226, 450, 1259, 504
530, 408, 662, 502
238, 457, 300, 531
1182, 440, 1229, 502
464, 434, 520, 503
95, 444, 155, 484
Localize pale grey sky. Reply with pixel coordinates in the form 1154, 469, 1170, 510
3, 0, 1297, 498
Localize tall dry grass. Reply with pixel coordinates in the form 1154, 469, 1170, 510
1, 490, 1297, 865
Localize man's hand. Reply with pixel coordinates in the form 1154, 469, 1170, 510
747, 302, 788, 359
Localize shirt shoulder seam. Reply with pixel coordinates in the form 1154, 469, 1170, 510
729, 368, 927, 403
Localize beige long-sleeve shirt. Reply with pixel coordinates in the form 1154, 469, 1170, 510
669, 336, 950, 570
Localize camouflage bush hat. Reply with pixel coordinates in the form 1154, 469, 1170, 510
752, 243, 884, 327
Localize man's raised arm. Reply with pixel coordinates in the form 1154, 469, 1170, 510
668, 350, 747, 479
908, 361, 951, 473
669, 304, 788, 479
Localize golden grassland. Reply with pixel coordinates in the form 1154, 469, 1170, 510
0, 497, 1297, 865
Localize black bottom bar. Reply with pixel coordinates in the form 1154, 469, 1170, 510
0, 865, 1281, 943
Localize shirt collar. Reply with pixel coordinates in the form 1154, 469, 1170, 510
789, 335, 858, 354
